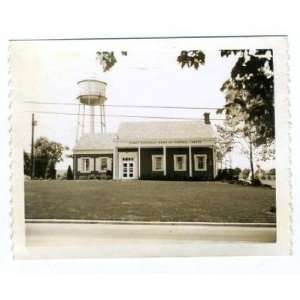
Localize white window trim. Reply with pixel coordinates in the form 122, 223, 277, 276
152, 155, 164, 171
99, 157, 108, 172
174, 154, 187, 171
194, 154, 207, 171
96, 157, 112, 173
81, 157, 93, 173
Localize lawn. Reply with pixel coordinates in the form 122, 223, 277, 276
25, 180, 276, 223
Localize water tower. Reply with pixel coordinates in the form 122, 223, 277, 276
76, 79, 107, 141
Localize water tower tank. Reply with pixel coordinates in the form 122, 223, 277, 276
75, 79, 108, 139
77, 79, 107, 105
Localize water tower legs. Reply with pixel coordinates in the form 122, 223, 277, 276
90, 105, 95, 134
99, 104, 106, 133
102, 104, 106, 133
76, 103, 81, 143
81, 104, 86, 136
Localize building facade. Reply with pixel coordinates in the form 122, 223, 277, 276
73, 117, 217, 181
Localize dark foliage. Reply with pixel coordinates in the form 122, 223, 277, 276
234, 167, 242, 176
34, 158, 48, 178
96, 50, 128, 72
219, 49, 274, 147
96, 51, 117, 72
23, 151, 31, 176
106, 170, 113, 177
268, 168, 276, 175
216, 168, 240, 181
45, 160, 56, 179
33, 137, 64, 178
67, 165, 73, 180
251, 178, 262, 186
177, 50, 205, 70
241, 168, 251, 179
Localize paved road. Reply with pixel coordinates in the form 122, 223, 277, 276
26, 222, 276, 247
18, 222, 278, 258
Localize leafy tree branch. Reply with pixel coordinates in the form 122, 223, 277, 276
96, 51, 128, 72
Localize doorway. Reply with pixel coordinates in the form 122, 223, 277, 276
122, 157, 135, 179
118, 152, 138, 179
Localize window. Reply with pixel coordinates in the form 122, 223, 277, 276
152, 155, 164, 171
100, 157, 108, 171
82, 158, 90, 172
96, 157, 111, 172
174, 155, 187, 171
194, 154, 207, 171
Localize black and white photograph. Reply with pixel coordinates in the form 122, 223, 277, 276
9, 36, 290, 258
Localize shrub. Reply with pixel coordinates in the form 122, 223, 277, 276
251, 178, 262, 186
23, 151, 31, 176
234, 167, 242, 177
45, 160, 56, 179
100, 173, 107, 179
216, 168, 239, 181
106, 170, 113, 178
241, 168, 250, 179
67, 165, 73, 180
268, 168, 276, 176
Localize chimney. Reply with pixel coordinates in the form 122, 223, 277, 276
203, 112, 210, 125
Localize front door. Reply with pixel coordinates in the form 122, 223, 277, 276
118, 152, 138, 179
122, 158, 135, 179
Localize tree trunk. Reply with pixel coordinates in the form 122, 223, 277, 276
249, 139, 255, 181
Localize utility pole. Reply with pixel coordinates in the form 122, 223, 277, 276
30, 113, 37, 179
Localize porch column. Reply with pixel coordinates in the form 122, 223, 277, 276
212, 145, 216, 179
73, 154, 76, 179
138, 146, 141, 179
113, 147, 118, 180
163, 146, 167, 176
189, 145, 192, 177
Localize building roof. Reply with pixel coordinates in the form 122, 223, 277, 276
116, 121, 215, 142
73, 133, 115, 151
73, 121, 215, 151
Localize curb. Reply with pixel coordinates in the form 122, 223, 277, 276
25, 219, 276, 227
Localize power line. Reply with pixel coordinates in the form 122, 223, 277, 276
25, 110, 226, 121
24, 101, 221, 110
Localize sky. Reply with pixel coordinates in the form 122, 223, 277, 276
10, 39, 275, 171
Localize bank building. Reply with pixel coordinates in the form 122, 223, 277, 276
72, 78, 217, 180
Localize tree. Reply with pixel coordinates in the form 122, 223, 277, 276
178, 48, 274, 145
23, 151, 31, 176
215, 123, 235, 169
218, 49, 274, 147
96, 51, 128, 72
67, 165, 73, 180
218, 118, 257, 180
177, 50, 205, 70
45, 159, 56, 179
34, 137, 65, 178
177, 48, 275, 182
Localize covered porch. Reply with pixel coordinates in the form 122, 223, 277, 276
113, 144, 217, 180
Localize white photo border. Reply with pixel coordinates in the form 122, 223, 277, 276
10, 36, 290, 259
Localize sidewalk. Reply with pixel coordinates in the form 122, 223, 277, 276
26, 222, 276, 247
